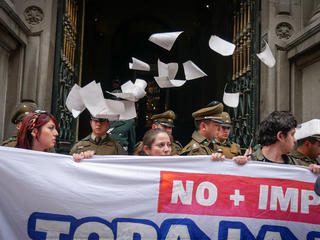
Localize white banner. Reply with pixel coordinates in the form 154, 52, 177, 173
0, 146, 320, 240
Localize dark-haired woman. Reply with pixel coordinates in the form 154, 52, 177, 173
16, 111, 58, 151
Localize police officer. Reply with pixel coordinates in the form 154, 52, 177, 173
250, 111, 320, 173
107, 118, 136, 154
151, 110, 183, 155
70, 116, 126, 155
180, 101, 223, 155
214, 112, 241, 158
287, 120, 320, 166
1, 102, 37, 147
134, 110, 183, 155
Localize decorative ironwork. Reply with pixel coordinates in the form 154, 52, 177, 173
228, 0, 260, 148
145, 80, 161, 127
52, 0, 84, 153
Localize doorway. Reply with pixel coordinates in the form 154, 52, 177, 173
80, 0, 234, 145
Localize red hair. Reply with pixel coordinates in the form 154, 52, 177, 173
16, 112, 58, 150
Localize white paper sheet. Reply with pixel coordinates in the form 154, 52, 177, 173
182, 60, 207, 80
295, 119, 320, 140
65, 84, 86, 118
119, 101, 137, 120
223, 91, 240, 108
209, 35, 236, 56
107, 79, 147, 102
157, 59, 179, 80
79, 81, 106, 117
134, 79, 147, 90
256, 41, 276, 68
129, 57, 150, 71
148, 31, 183, 51
154, 76, 186, 88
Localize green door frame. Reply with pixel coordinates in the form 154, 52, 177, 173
51, 0, 85, 153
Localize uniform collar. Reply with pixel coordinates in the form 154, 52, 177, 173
192, 131, 211, 146
90, 133, 107, 142
289, 149, 315, 163
214, 139, 232, 146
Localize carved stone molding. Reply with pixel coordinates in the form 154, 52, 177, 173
24, 6, 44, 25
275, 22, 294, 40
309, 0, 320, 24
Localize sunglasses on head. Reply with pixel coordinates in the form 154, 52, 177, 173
27, 110, 48, 130
34, 110, 47, 114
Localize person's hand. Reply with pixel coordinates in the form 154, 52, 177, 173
211, 152, 225, 161
244, 148, 252, 157
232, 148, 251, 165
309, 164, 320, 174
73, 150, 95, 162
232, 155, 250, 165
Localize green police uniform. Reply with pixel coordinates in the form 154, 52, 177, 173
107, 118, 136, 154
214, 112, 241, 158
287, 132, 320, 166
251, 146, 301, 165
287, 149, 319, 166
180, 131, 218, 155
172, 140, 183, 155
70, 133, 126, 155
180, 101, 223, 156
214, 139, 241, 159
1, 135, 17, 147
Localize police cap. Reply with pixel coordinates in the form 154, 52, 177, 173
192, 101, 223, 122
11, 102, 38, 124
151, 110, 175, 128
91, 116, 108, 122
221, 112, 232, 127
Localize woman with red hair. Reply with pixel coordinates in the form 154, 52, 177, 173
16, 111, 58, 151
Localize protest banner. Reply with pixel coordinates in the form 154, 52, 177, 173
0, 146, 319, 239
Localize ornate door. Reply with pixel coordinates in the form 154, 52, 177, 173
227, 0, 260, 149
52, 0, 84, 153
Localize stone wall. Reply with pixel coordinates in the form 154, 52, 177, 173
260, 0, 320, 124
0, 0, 57, 141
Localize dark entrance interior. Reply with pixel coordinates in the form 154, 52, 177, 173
80, 0, 234, 146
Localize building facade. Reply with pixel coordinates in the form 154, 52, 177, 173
1, 0, 320, 152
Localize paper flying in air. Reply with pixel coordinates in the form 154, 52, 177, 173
183, 60, 207, 80
294, 119, 320, 140
107, 79, 147, 102
154, 59, 185, 88
79, 81, 107, 117
129, 57, 150, 71
154, 76, 186, 88
223, 91, 240, 108
209, 35, 236, 56
157, 59, 178, 80
148, 31, 183, 51
119, 101, 137, 120
65, 81, 137, 120
66, 84, 86, 118
256, 41, 276, 68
